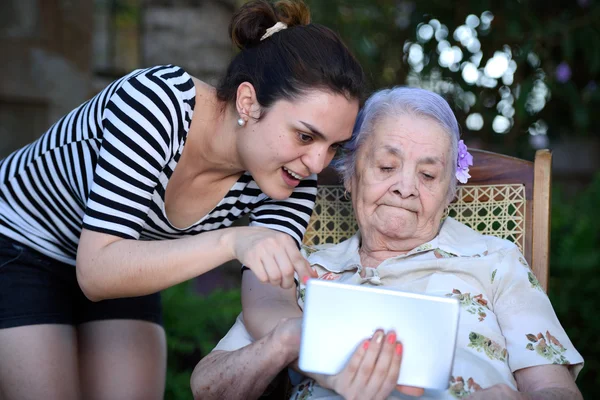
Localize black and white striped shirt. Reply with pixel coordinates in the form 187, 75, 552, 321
0, 65, 317, 266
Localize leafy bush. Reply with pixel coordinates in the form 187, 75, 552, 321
549, 173, 600, 398
162, 281, 241, 399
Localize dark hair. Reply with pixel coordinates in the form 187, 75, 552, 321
216, 0, 365, 114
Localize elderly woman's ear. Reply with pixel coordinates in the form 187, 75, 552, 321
343, 180, 351, 196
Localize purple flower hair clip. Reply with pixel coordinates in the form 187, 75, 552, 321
456, 140, 473, 184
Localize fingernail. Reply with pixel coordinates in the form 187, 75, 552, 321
387, 332, 397, 344
302, 276, 309, 285
395, 343, 403, 355
363, 340, 370, 350
375, 332, 383, 344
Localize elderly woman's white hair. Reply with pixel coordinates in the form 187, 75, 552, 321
335, 87, 461, 201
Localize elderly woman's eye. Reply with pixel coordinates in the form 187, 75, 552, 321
380, 167, 394, 172
422, 173, 435, 180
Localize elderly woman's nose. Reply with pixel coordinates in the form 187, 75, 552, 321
391, 171, 418, 198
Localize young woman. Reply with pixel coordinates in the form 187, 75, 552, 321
0, 1, 365, 398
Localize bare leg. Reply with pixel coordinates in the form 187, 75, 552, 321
0, 324, 80, 400
78, 319, 166, 400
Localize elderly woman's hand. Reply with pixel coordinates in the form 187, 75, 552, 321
228, 226, 317, 288
465, 384, 527, 400
309, 330, 424, 400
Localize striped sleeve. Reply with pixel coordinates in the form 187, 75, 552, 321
249, 174, 318, 247
82, 68, 185, 239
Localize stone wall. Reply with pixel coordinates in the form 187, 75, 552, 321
0, 0, 93, 157
0, 0, 236, 158
142, 0, 235, 84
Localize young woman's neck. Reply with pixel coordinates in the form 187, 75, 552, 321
185, 80, 245, 178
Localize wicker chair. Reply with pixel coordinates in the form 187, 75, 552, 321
303, 149, 553, 292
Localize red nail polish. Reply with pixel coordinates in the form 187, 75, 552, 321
388, 332, 397, 344
363, 340, 370, 350
302, 276, 309, 285
395, 343, 403, 355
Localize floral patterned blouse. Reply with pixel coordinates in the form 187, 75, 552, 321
214, 217, 583, 399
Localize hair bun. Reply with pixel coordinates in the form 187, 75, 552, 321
229, 0, 311, 50
274, 0, 311, 26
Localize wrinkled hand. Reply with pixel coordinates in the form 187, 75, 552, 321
312, 330, 424, 400
466, 384, 527, 400
231, 227, 317, 288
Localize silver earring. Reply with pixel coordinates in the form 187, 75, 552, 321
237, 118, 246, 127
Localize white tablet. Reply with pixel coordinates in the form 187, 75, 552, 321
299, 279, 460, 390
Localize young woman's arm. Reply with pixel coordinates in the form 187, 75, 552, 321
77, 226, 314, 301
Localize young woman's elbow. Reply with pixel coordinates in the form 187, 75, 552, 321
76, 260, 105, 302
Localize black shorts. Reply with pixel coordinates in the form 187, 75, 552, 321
0, 235, 162, 330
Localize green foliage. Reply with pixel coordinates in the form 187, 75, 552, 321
162, 281, 241, 399
549, 173, 600, 398
307, 0, 600, 156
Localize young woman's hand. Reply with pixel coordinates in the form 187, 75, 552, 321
228, 226, 317, 289
310, 330, 423, 400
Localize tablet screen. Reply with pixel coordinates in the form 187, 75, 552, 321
299, 279, 460, 390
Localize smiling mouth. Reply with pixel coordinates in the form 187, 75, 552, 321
283, 167, 303, 180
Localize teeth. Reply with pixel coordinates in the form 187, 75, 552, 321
284, 167, 302, 180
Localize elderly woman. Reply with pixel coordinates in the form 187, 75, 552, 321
192, 87, 583, 400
